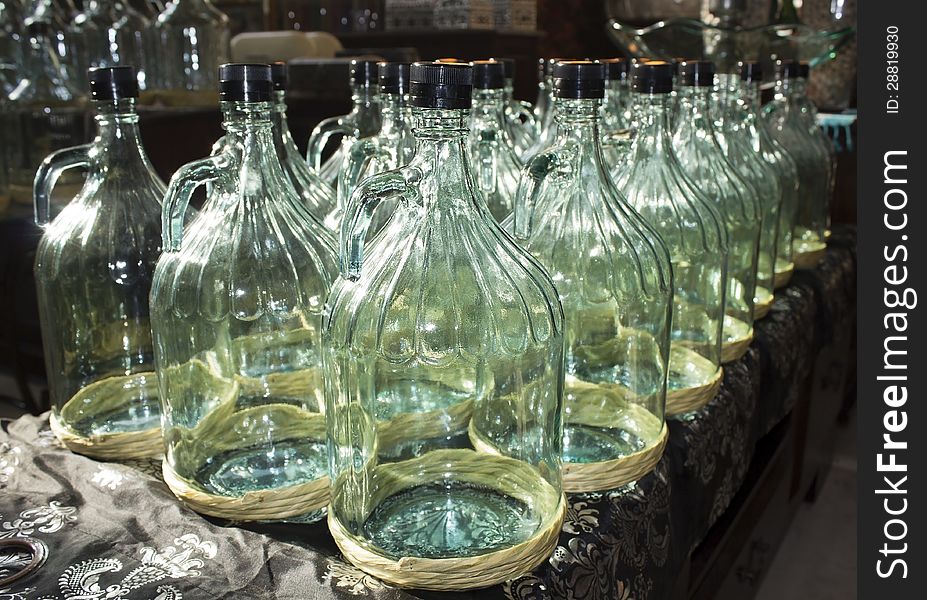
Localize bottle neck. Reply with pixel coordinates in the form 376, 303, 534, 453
554, 97, 601, 139
630, 93, 675, 152
504, 78, 515, 102
350, 83, 381, 111
472, 88, 508, 128
381, 91, 406, 119
774, 77, 802, 101
676, 84, 713, 115
92, 98, 154, 170
411, 107, 471, 211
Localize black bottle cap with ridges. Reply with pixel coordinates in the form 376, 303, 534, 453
632, 61, 674, 94
678, 60, 716, 87
774, 59, 798, 80
598, 58, 629, 82
270, 61, 287, 91
88, 66, 139, 100
553, 61, 605, 99
797, 61, 810, 79
738, 60, 763, 84
409, 62, 473, 109
219, 63, 273, 102
471, 60, 505, 89
378, 62, 410, 94
350, 59, 379, 86
491, 57, 516, 79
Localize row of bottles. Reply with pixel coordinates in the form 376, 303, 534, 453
33, 54, 835, 590
0, 0, 229, 94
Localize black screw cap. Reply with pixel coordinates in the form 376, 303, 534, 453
598, 58, 629, 82
89, 65, 139, 100
471, 60, 505, 90
632, 61, 674, 94
270, 61, 287, 91
409, 62, 473, 109
350, 59, 379, 86
738, 60, 763, 84
553, 60, 605, 99
678, 60, 716, 87
378, 62, 410, 95
774, 59, 799, 80
491, 57, 516, 79
219, 63, 273, 102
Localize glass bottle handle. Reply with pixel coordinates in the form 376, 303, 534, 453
337, 138, 378, 215
340, 167, 421, 281
33, 144, 92, 226
513, 152, 558, 240
517, 101, 536, 128
307, 116, 352, 171
161, 154, 229, 252
476, 138, 498, 194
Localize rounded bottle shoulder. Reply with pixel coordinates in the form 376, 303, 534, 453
325, 202, 563, 362
152, 189, 338, 322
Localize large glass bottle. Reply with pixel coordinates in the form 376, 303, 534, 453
152, 64, 338, 521
599, 57, 633, 170
737, 62, 800, 289
307, 59, 382, 189
713, 66, 781, 319
269, 61, 337, 226
494, 57, 536, 159
763, 59, 829, 268
468, 59, 523, 223
514, 61, 671, 493
34, 66, 164, 459
153, 0, 229, 96
334, 61, 414, 233
5, 19, 86, 205
70, 0, 151, 91
324, 62, 565, 589
672, 61, 759, 364
613, 62, 727, 416
794, 61, 837, 240
525, 57, 562, 160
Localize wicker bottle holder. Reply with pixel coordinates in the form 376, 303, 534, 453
754, 286, 774, 320
665, 344, 723, 416
328, 448, 566, 590
774, 260, 795, 289
160, 357, 330, 521
50, 372, 164, 460
721, 316, 753, 364
792, 240, 828, 270
469, 377, 667, 493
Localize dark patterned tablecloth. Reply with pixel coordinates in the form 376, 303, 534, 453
0, 230, 856, 600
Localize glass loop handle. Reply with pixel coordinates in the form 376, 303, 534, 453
475, 136, 498, 195
513, 152, 558, 240
33, 144, 92, 226
517, 101, 537, 128
161, 154, 229, 252
340, 167, 421, 281
337, 138, 380, 214
307, 116, 352, 171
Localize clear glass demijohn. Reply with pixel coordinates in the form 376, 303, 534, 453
323, 62, 565, 589
514, 61, 671, 493
6, 18, 86, 205
334, 61, 415, 234
713, 64, 782, 319
69, 0, 151, 91
493, 57, 536, 160
34, 66, 164, 458
794, 61, 837, 241
763, 60, 829, 267
307, 59, 382, 190
613, 61, 728, 416
151, 64, 338, 522
153, 0, 230, 95
269, 62, 337, 226
467, 60, 523, 223
736, 61, 801, 289
672, 61, 760, 364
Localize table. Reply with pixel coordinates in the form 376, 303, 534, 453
0, 229, 856, 600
